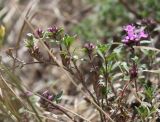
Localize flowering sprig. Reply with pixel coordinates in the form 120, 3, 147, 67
84, 43, 96, 58
121, 23, 149, 95
25, 26, 64, 62
122, 24, 148, 46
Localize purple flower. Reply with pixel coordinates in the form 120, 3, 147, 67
39, 90, 54, 104
47, 26, 59, 39
138, 31, 148, 38
48, 95, 53, 100
39, 90, 55, 111
48, 26, 58, 33
123, 24, 135, 32
42, 90, 50, 97
84, 43, 95, 54
122, 24, 148, 46
122, 36, 128, 43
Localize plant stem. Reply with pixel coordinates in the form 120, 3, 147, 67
104, 59, 117, 97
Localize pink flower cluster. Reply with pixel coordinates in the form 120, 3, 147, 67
122, 24, 148, 45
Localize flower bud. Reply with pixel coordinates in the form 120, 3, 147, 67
39, 90, 54, 111
48, 26, 58, 33
34, 28, 43, 38
84, 43, 95, 55
129, 65, 138, 79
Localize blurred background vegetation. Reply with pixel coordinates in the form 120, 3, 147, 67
1, 0, 160, 43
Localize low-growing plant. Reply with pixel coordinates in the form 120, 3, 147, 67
1, 19, 160, 122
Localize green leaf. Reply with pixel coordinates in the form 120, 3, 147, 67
101, 86, 109, 95
24, 33, 35, 48
121, 62, 129, 72
140, 40, 151, 44
111, 61, 120, 70
56, 91, 63, 99
144, 85, 154, 101
106, 52, 116, 62
136, 105, 150, 118
97, 43, 110, 54
97, 49, 105, 60
54, 91, 63, 103
63, 35, 75, 48
113, 45, 123, 55
131, 56, 139, 63
97, 43, 111, 60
